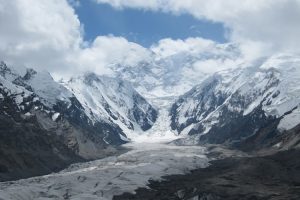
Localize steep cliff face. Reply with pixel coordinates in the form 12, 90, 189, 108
170, 55, 300, 149
64, 73, 157, 137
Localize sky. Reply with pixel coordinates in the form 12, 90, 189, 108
0, 0, 300, 78
74, 0, 226, 47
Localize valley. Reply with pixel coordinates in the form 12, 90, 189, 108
1, 1, 300, 199
1, 53, 300, 200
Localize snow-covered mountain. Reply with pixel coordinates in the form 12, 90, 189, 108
64, 73, 157, 138
0, 61, 157, 181
170, 54, 300, 149
1, 61, 128, 144
0, 61, 82, 181
2, 49, 300, 182
104, 43, 241, 142
0, 61, 159, 147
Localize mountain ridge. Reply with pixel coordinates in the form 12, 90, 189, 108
170, 54, 300, 150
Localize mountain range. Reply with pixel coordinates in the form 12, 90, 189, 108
1, 52, 300, 181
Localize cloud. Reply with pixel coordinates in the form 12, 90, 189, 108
150, 37, 243, 73
0, 0, 81, 76
150, 38, 215, 59
1, 0, 298, 81
67, 0, 81, 8
192, 58, 242, 74
0, 0, 151, 79
95, 0, 300, 57
0, 0, 239, 79
69, 36, 151, 76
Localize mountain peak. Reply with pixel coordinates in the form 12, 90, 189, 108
23, 68, 37, 80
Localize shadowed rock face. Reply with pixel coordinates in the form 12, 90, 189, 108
198, 105, 279, 145
114, 149, 300, 200
0, 98, 83, 182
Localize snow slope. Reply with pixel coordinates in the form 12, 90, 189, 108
24, 69, 73, 107
0, 62, 34, 110
64, 73, 157, 138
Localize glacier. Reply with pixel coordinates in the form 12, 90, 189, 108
0, 142, 208, 200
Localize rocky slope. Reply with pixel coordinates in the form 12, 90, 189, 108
0, 72, 83, 181
170, 54, 300, 150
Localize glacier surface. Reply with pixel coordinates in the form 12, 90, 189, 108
0, 142, 208, 200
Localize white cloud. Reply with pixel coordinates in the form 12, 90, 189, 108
0, 0, 151, 79
1, 0, 299, 81
69, 36, 151, 76
150, 37, 243, 74
150, 38, 214, 59
0, 0, 81, 75
95, 0, 300, 57
192, 58, 242, 74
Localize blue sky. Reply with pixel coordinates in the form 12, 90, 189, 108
75, 1, 227, 47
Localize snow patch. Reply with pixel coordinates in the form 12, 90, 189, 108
52, 113, 60, 121
24, 112, 32, 117
278, 107, 300, 131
